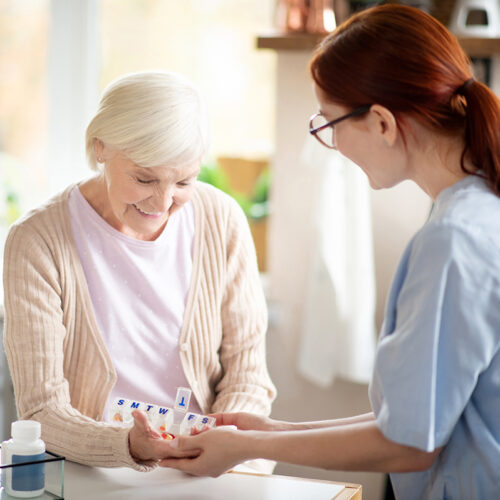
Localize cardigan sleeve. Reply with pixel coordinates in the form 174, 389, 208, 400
211, 197, 276, 416
2, 218, 154, 471
207, 196, 277, 474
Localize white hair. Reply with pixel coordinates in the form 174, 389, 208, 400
85, 71, 209, 170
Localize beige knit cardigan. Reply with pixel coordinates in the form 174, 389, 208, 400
3, 181, 276, 471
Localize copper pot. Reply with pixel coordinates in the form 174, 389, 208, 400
276, 0, 309, 33
276, 0, 336, 34
306, 0, 336, 34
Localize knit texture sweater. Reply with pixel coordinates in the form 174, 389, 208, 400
3, 181, 276, 471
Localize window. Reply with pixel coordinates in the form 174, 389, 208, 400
0, 1, 50, 215
99, 0, 276, 158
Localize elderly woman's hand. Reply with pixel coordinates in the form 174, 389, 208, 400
128, 410, 199, 463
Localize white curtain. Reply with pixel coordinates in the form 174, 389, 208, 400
297, 136, 376, 386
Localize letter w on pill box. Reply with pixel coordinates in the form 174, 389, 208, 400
109, 387, 215, 439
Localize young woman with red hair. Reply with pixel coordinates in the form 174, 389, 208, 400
161, 5, 500, 497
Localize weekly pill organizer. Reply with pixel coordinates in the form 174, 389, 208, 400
109, 387, 216, 438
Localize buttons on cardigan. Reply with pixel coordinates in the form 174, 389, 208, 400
180, 343, 189, 352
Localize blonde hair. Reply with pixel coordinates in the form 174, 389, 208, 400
85, 71, 209, 170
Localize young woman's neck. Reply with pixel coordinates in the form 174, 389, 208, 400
406, 122, 473, 200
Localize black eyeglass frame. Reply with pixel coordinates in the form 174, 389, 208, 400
309, 105, 372, 149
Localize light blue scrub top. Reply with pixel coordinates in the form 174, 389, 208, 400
369, 175, 500, 499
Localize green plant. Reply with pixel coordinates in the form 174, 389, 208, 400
0, 152, 23, 226
198, 162, 270, 221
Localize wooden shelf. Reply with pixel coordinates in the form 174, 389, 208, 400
257, 32, 500, 56
458, 37, 500, 57
257, 32, 325, 51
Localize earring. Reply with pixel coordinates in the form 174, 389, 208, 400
97, 157, 103, 163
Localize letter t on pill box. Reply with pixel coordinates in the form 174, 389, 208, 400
174, 387, 192, 413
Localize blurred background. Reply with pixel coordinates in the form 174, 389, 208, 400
1, 1, 499, 499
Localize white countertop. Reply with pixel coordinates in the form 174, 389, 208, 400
63, 461, 353, 500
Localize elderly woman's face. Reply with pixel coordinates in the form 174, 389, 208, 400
100, 150, 200, 241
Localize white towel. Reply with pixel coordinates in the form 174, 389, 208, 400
297, 136, 376, 386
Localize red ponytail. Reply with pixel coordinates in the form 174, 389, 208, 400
310, 4, 500, 195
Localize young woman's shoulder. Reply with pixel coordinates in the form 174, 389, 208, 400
410, 209, 500, 299
413, 177, 500, 273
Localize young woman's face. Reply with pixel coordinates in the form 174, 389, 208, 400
99, 150, 200, 241
313, 83, 408, 190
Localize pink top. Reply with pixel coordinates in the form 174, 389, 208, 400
68, 186, 201, 418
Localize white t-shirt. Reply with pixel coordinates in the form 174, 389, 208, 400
68, 186, 201, 419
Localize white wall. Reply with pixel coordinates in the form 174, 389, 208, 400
370, 183, 430, 327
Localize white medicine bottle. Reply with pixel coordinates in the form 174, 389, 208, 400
1, 420, 45, 498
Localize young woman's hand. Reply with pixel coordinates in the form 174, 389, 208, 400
128, 410, 199, 462
210, 411, 281, 431
159, 427, 252, 477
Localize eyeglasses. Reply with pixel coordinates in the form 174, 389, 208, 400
309, 105, 371, 149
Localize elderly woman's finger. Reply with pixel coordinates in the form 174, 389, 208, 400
131, 410, 161, 438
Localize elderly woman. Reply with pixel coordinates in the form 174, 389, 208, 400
3, 71, 275, 470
